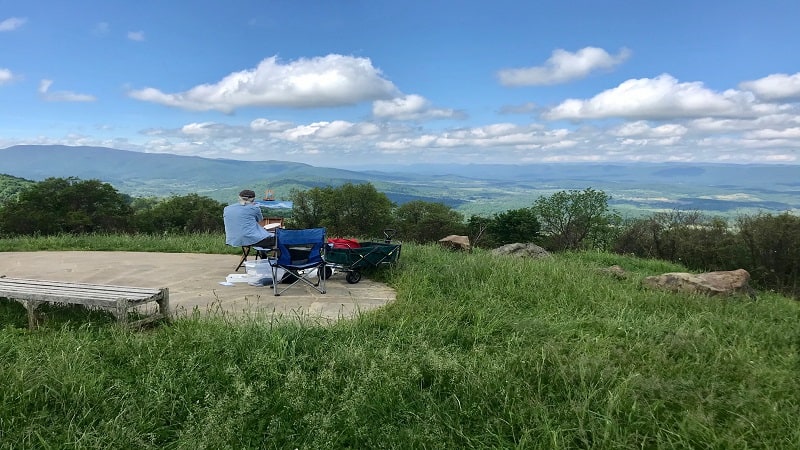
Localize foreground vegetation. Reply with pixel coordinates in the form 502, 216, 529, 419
1, 236, 799, 448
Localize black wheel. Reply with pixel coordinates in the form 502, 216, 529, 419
323, 266, 333, 279
345, 271, 361, 284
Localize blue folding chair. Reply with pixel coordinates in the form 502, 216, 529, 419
270, 227, 327, 296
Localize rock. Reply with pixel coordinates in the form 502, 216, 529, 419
439, 235, 471, 251
642, 269, 756, 299
599, 265, 627, 279
491, 243, 551, 259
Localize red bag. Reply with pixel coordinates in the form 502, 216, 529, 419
328, 238, 361, 249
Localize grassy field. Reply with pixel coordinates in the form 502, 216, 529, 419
1, 235, 799, 449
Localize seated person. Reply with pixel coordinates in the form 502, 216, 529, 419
223, 189, 276, 257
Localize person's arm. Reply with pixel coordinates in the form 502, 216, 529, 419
253, 204, 266, 227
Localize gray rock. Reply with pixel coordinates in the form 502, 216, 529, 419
491, 243, 551, 259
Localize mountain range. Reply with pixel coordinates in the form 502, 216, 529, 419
1, 145, 798, 217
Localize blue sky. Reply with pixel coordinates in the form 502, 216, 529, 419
1, 0, 799, 168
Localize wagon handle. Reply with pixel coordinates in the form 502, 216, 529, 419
383, 228, 396, 243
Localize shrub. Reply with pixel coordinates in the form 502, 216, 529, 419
737, 212, 800, 297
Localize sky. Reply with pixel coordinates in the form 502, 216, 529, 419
1, 0, 800, 169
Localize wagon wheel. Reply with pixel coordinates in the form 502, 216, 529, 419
323, 266, 333, 279
346, 271, 362, 284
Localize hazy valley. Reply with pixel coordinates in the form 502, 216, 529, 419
1, 145, 797, 218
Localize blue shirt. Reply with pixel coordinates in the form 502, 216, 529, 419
223, 203, 273, 246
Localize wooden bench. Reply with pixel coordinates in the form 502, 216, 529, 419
0, 277, 170, 330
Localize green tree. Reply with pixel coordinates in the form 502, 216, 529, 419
0, 173, 35, 206
133, 194, 225, 234
0, 177, 132, 235
487, 207, 540, 246
737, 212, 800, 297
393, 200, 465, 243
532, 188, 619, 251
290, 183, 394, 238
613, 210, 740, 270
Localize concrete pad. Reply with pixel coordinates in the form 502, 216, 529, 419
0, 251, 396, 323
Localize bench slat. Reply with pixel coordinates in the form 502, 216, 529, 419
0, 277, 169, 329
0, 277, 160, 295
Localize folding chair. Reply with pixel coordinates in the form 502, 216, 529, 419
269, 227, 327, 296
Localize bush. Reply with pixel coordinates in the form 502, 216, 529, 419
614, 211, 742, 271
393, 200, 465, 243
0, 177, 132, 235
485, 207, 540, 246
737, 212, 800, 297
133, 194, 226, 234
614, 210, 800, 298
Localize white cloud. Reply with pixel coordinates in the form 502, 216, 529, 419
127, 30, 145, 41
743, 127, 800, 139
250, 118, 294, 132
279, 120, 381, 141
372, 94, 459, 120
375, 123, 569, 150
181, 122, 218, 135
128, 54, 400, 112
612, 121, 688, 138
38, 79, 96, 102
544, 74, 773, 120
690, 114, 800, 134
497, 47, 631, 86
0, 68, 14, 84
740, 72, 800, 101
0, 17, 27, 32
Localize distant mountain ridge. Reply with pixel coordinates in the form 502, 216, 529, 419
1, 145, 798, 216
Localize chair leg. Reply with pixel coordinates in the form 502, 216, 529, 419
272, 265, 326, 296
236, 246, 251, 271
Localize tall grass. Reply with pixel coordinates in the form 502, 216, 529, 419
1, 238, 798, 448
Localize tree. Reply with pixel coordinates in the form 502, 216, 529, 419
614, 210, 739, 271
0, 173, 35, 206
0, 177, 132, 235
290, 183, 394, 238
133, 194, 226, 234
289, 186, 330, 230
737, 212, 800, 297
532, 188, 619, 251
466, 215, 492, 248
332, 183, 395, 237
393, 200, 465, 243
487, 207, 540, 246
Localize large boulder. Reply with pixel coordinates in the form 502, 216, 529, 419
642, 269, 755, 298
491, 243, 551, 259
439, 235, 471, 251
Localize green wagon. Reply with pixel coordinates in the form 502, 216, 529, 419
324, 231, 402, 284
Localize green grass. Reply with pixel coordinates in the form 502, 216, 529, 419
0, 232, 237, 254
1, 236, 799, 448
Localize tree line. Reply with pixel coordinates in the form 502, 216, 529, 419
1, 177, 797, 298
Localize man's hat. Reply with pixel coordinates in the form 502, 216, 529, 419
239, 189, 256, 198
